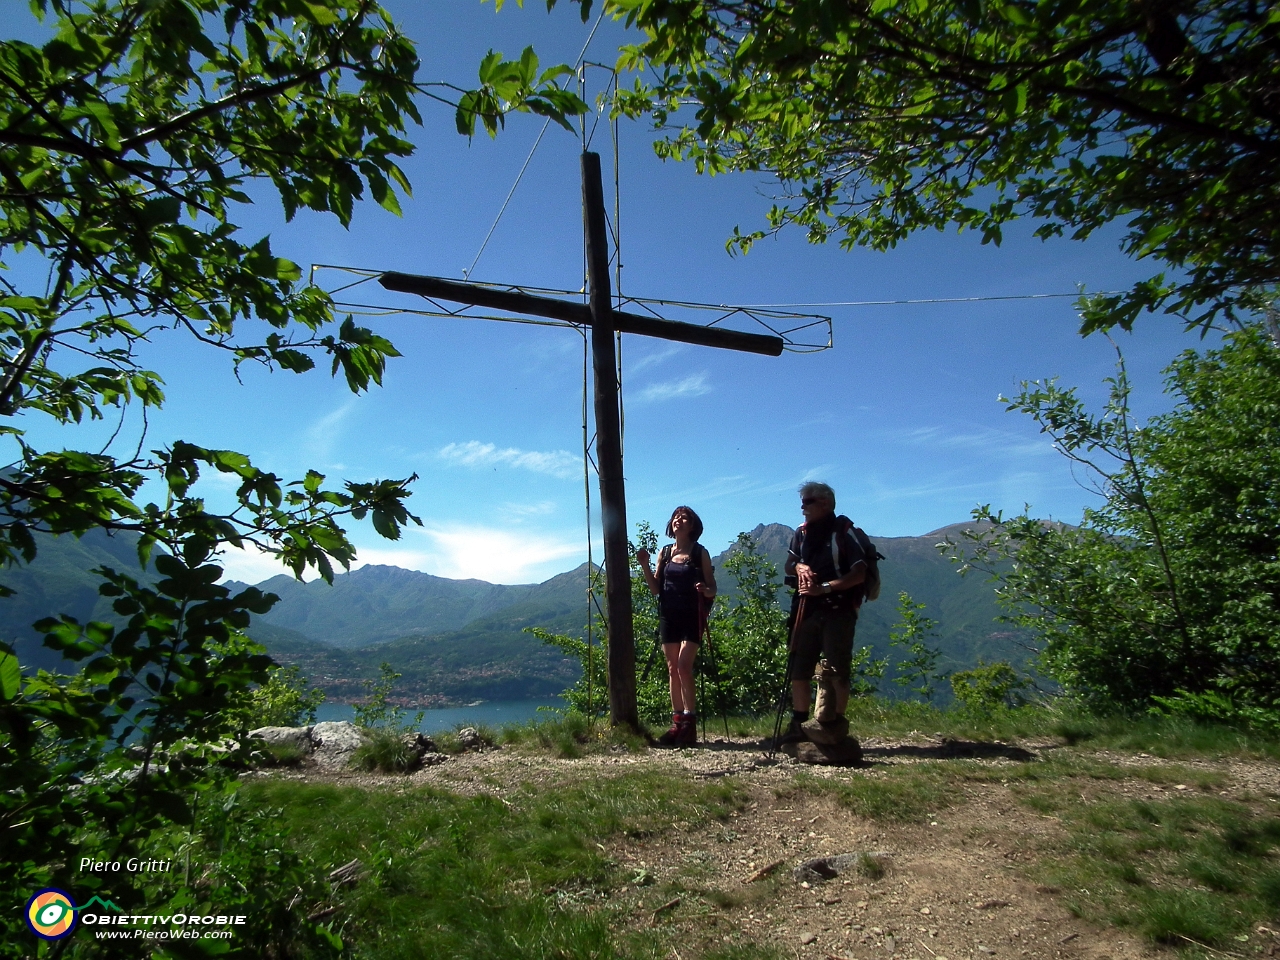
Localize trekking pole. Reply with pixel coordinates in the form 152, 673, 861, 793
769, 595, 807, 760
698, 601, 731, 739
639, 619, 661, 683
696, 590, 708, 743
707, 636, 731, 739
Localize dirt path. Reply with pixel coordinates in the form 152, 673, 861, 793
261, 734, 1280, 960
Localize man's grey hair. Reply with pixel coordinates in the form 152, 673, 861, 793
798, 481, 836, 508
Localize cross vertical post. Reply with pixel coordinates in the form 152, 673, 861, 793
581, 151, 638, 731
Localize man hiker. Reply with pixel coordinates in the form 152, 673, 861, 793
780, 481, 868, 745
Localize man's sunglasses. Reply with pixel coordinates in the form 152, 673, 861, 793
801, 497, 821, 506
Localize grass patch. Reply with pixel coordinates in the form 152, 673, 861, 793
432, 724, 497, 755
244, 769, 747, 959
787, 764, 960, 823
259, 742, 307, 767
1035, 793, 1280, 949
351, 728, 417, 773
498, 712, 651, 758
856, 851, 887, 880
836, 697, 1280, 761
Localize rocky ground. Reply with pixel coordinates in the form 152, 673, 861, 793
252, 731, 1280, 960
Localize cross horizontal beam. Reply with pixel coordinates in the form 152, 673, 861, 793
378, 271, 784, 357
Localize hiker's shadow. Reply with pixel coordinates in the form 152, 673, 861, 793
862, 738, 1039, 763
680, 737, 767, 755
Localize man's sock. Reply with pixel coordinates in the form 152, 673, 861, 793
792, 710, 808, 724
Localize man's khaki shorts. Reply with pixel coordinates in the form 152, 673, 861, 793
789, 604, 858, 680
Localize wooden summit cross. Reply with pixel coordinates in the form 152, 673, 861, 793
378, 152, 783, 730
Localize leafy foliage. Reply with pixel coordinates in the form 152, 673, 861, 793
889, 591, 944, 702
0, 1, 588, 951
0, 0, 584, 579
703, 532, 788, 716
229, 661, 326, 730
952, 327, 1280, 722
585, 0, 1280, 332
950, 660, 1032, 715
352, 661, 423, 731
0, 553, 339, 954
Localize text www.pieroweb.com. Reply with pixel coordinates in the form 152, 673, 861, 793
94, 928, 233, 940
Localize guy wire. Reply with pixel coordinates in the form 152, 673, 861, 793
465, 6, 606, 281
581, 325, 595, 728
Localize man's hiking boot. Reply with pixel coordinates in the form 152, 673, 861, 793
801, 715, 850, 746
657, 713, 683, 746
674, 713, 698, 747
775, 716, 806, 747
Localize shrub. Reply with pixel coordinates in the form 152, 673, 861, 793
352, 728, 418, 773
951, 661, 1031, 715
952, 328, 1280, 724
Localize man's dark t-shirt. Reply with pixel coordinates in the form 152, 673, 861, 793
787, 515, 867, 612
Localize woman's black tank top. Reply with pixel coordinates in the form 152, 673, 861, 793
660, 544, 702, 615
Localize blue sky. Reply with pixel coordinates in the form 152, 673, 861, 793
6, 1, 1211, 584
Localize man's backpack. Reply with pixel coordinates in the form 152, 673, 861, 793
833, 516, 884, 603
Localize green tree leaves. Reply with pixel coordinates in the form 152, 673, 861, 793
0, 4, 585, 950
951, 328, 1280, 722
595, 0, 1280, 332
456, 46, 588, 136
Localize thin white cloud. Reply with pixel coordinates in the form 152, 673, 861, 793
500, 500, 559, 519
356, 525, 583, 583
438, 440, 579, 479
633, 373, 711, 404
627, 343, 686, 374
902, 425, 1054, 458
306, 399, 358, 461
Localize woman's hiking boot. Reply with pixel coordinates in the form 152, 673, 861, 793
657, 713, 684, 746
673, 712, 698, 747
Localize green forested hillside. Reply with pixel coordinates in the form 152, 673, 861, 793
717, 522, 1031, 696
5, 523, 1030, 706
257, 567, 590, 706
226, 564, 569, 648
2, 529, 158, 672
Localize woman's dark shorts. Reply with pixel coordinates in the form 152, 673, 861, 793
660, 607, 701, 645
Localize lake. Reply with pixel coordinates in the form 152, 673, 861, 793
313, 698, 568, 734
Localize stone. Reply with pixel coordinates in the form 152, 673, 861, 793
420, 752, 449, 767
884, 936, 897, 953
398, 730, 439, 769
784, 736, 863, 766
793, 852, 890, 884
249, 725, 314, 755
801, 716, 850, 745
310, 721, 367, 766
799, 932, 817, 945
401, 731, 438, 753
456, 726, 483, 751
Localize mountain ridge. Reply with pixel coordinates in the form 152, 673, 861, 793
5, 521, 1022, 706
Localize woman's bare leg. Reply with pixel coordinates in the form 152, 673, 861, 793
664, 643, 685, 712
677, 641, 698, 713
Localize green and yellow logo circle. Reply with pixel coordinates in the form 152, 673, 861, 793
25, 889, 78, 940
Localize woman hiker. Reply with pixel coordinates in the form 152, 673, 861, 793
637, 506, 717, 746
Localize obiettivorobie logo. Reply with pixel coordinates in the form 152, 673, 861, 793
24, 889, 245, 942
24, 889, 121, 940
